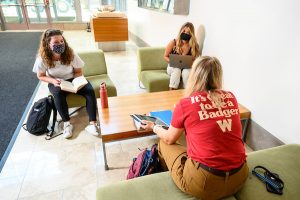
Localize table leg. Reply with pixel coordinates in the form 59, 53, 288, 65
102, 141, 109, 170
241, 118, 249, 142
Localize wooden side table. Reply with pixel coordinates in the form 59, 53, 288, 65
91, 17, 128, 51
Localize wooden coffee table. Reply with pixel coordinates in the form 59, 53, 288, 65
97, 90, 251, 170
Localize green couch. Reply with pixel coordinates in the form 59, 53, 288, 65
66, 50, 117, 108
137, 47, 170, 92
96, 144, 300, 200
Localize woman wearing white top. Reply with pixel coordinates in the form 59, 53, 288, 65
33, 29, 99, 139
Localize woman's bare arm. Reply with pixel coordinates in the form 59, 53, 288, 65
140, 120, 184, 145
164, 40, 176, 63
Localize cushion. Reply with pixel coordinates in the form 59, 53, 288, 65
79, 50, 108, 76
96, 144, 300, 200
96, 171, 237, 200
140, 70, 170, 92
236, 144, 300, 200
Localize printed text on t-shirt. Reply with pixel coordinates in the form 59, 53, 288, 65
190, 93, 238, 133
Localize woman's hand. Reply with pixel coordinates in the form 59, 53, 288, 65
52, 78, 61, 87
140, 120, 155, 131
74, 68, 83, 78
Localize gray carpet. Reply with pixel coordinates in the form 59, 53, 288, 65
0, 32, 42, 171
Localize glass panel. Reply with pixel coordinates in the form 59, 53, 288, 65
138, 0, 168, 11
50, 0, 76, 22
138, 0, 188, 15
80, 0, 98, 22
167, 0, 173, 13
0, 0, 19, 5
26, 5, 47, 23
1, 5, 24, 23
105, 0, 126, 11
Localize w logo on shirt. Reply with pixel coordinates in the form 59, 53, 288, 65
217, 119, 232, 132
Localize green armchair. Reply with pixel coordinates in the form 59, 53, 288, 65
137, 47, 170, 92
66, 50, 117, 108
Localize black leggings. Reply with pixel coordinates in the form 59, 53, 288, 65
48, 80, 97, 122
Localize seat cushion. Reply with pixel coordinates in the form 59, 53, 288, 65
140, 70, 170, 92
236, 144, 300, 200
96, 171, 237, 200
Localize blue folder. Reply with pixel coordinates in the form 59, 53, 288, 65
149, 110, 172, 126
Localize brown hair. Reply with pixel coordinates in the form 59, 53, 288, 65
175, 22, 200, 58
38, 29, 74, 68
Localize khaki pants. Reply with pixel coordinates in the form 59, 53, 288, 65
158, 140, 249, 200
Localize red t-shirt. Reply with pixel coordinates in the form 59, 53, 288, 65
171, 90, 246, 171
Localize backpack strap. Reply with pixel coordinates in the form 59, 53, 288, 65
45, 95, 62, 140
22, 123, 28, 131
49, 95, 57, 135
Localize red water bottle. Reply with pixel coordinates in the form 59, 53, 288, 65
100, 82, 108, 108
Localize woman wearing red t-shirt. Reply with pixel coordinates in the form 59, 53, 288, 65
141, 56, 249, 200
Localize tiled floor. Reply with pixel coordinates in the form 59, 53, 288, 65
0, 31, 253, 200
0, 31, 153, 200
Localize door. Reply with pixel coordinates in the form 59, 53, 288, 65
24, 0, 52, 29
0, 0, 28, 29
0, 0, 76, 30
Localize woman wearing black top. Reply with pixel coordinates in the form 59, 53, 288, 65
164, 22, 200, 90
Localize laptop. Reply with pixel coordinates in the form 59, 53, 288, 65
169, 54, 193, 69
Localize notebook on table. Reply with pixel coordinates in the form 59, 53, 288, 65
169, 54, 193, 69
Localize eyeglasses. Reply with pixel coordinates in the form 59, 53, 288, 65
45, 29, 63, 37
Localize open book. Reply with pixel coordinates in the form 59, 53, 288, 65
60, 76, 88, 93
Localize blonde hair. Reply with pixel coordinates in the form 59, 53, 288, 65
175, 22, 200, 58
185, 56, 223, 106
38, 29, 74, 68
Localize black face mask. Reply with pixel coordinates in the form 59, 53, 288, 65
180, 33, 191, 41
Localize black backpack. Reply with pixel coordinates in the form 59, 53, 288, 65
23, 95, 57, 137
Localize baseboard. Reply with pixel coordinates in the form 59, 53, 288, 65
52, 23, 87, 30
245, 120, 284, 151
129, 31, 150, 47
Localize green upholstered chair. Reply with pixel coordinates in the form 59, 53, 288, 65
137, 47, 170, 92
137, 26, 206, 93
47, 50, 117, 139
96, 144, 300, 200
66, 50, 117, 108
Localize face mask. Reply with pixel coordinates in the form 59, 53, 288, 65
52, 43, 65, 54
180, 33, 191, 41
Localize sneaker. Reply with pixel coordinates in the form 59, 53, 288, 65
63, 123, 73, 139
85, 124, 100, 136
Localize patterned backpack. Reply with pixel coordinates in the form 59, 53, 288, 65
127, 144, 161, 179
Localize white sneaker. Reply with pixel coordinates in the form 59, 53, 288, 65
85, 124, 100, 136
63, 123, 73, 139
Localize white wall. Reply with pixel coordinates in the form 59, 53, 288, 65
127, 0, 300, 144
